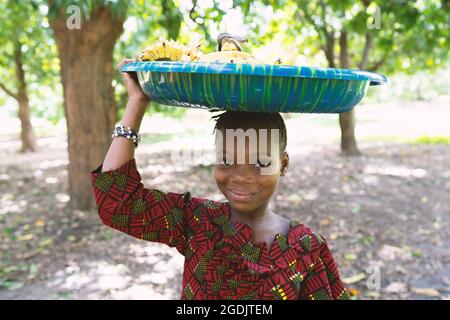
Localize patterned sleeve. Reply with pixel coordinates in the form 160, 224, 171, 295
318, 237, 351, 300
90, 158, 200, 255
299, 234, 351, 300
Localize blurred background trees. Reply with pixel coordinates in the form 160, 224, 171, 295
48, 0, 128, 209
233, 0, 449, 154
0, 1, 58, 152
0, 0, 448, 209
46, 0, 188, 208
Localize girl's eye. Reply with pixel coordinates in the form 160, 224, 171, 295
221, 157, 234, 166
219, 158, 271, 168
255, 159, 271, 168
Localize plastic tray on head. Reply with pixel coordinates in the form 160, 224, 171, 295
121, 61, 388, 113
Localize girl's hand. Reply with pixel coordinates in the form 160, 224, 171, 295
117, 58, 150, 104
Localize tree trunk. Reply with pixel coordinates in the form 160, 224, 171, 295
50, 7, 124, 209
338, 31, 360, 156
321, 29, 360, 156
14, 41, 37, 152
359, 33, 372, 70
17, 96, 38, 152
324, 32, 336, 68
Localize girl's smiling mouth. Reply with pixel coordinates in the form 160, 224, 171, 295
226, 187, 256, 202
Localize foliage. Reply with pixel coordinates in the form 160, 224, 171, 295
0, 0, 62, 122
240, 0, 450, 74
114, 0, 187, 118
47, 0, 128, 20
1, 0, 448, 124
410, 136, 450, 145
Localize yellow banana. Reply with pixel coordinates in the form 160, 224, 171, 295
171, 43, 183, 61
167, 39, 177, 59
197, 51, 262, 64
274, 57, 283, 65
140, 44, 158, 61
155, 40, 166, 59
138, 38, 192, 61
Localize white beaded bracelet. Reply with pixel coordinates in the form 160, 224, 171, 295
112, 124, 141, 147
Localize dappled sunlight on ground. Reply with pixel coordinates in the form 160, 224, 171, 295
1, 99, 449, 300
363, 164, 427, 178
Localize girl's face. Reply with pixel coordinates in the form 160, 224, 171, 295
214, 127, 289, 213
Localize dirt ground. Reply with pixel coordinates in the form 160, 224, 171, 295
1, 129, 449, 299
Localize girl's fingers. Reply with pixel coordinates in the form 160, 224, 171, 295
117, 58, 141, 92
118, 58, 136, 82
117, 58, 135, 72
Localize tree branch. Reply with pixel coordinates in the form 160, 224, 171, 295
294, 4, 328, 40
367, 52, 388, 71
14, 40, 27, 97
189, 0, 214, 46
359, 33, 372, 69
0, 82, 18, 100
294, 1, 335, 67
318, 0, 332, 37
358, 0, 373, 70
339, 30, 350, 68
324, 32, 336, 68
189, 0, 197, 21
319, 0, 337, 67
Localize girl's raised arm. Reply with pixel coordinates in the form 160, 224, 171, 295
90, 58, 203, 256
101, 58, 150, 172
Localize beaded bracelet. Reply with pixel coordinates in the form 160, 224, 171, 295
111, 124, 141, 147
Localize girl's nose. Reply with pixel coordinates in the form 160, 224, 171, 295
230, 164, 254, 183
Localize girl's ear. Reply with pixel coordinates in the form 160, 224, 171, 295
280, 151, 289, 176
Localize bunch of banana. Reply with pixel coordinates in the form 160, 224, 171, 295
183, 39, 205, 62
137, 33, 281, 65
139, 37, 187, 61
274, 57, 283, 65
196, 50, 262, 63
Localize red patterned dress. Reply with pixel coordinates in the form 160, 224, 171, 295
90, 158, 350, 300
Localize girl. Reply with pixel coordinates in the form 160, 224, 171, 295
90, 58, 350, 300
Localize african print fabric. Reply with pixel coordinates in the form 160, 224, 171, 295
90, 158, 350, 300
